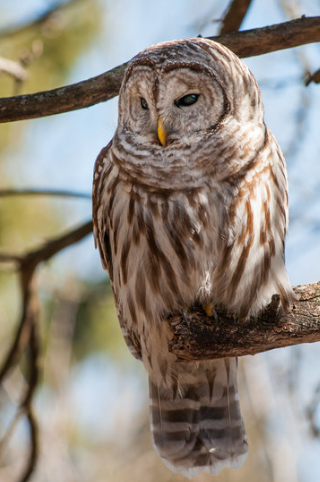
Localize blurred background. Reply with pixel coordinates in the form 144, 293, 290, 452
0, 0, 320, 481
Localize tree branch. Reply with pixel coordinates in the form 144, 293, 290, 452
169, 282, 320, 361
0, 220, 92, 381
0, 188, 91, 199
20, 220, 93, 271
0, 16, 319, 123
219, 0, 253, 34
0, 62, 128, 124
0, 220, 93, 481
18, 320, 40, 482
305, 67, 320, 86
0, 56, 28, 81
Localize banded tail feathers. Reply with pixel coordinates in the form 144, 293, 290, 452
149, 358, 248, 478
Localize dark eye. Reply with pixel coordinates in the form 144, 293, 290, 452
174, 94, 199, 108
140, 97, 149, 110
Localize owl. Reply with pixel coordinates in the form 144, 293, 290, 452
92, 38, 294, 478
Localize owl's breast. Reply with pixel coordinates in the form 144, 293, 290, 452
106, 166, 223, 328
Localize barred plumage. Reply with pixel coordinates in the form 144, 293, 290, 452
93, 38, 294, 477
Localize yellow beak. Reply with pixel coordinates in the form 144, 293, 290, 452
157, 117, 167, 147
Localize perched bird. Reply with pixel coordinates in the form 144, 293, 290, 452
92, 38, 294, 478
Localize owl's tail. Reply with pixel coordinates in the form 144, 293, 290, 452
149, 358, 248, 478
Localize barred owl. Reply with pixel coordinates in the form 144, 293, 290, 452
92, 38, 294, 477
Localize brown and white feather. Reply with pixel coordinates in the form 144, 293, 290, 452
93, 38, 294, 477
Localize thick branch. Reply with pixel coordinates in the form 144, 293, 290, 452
0, 63, 128, 124
210, 16, 320, 57
169, 282, 320, 361
0, 16, 319, 123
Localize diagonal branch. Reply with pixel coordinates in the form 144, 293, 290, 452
169, 282, 320, 361
219, 0, 253, 34
0, 16, 319, 124
19, 220, 93, 275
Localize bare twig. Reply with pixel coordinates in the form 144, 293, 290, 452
20, 220, 93, 271
305, 68, 320, 86
0, 56, 28, 82
0, 188, 91, 199
0, 220, 92, 379
0, 219, 93, 481
0, 252, 21, 264
18, 319, 40, 482
0, 263, 39, 482
169, 282, 320, 361
0, 16, 320, 123
0, 272, 36, 384
219, 0, 253, 34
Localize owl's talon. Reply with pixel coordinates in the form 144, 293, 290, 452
202, 303, 218, 321
263, 293, 282, 319
182, 309, 189, 323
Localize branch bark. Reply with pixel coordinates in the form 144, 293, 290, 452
0, 16, 319, 123
219, 0, 253, 34
169, 282, 320, 361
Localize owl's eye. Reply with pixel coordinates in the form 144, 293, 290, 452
174, 94, 199, 108
140, 97, 149, 110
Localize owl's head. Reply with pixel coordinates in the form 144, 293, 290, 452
116, 38, 263, 150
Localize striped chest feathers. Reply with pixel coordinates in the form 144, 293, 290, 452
107, 173, 220, 324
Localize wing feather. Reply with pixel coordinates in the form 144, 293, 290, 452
92, 141, 142, 360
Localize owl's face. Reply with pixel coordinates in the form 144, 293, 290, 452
118, 59, 230, 148
115, 38, 264, 166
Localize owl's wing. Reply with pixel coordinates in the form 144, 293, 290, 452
92, 142, 113, 274
92, 142, 142, 360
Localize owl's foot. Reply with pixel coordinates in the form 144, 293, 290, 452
202, 302, 218, 321
263, 294, 282, 318
182, 309, 189, 323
